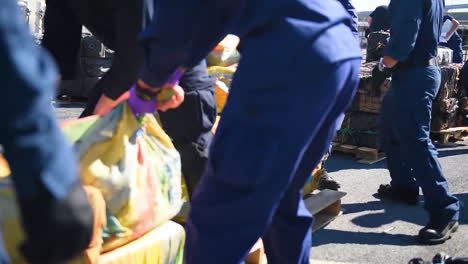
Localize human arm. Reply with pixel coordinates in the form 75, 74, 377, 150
384, 0, 423, 64
138, 0, 247, 89
443, 15, 460, 41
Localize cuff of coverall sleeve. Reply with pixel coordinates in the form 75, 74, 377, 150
384, 48, 409, 62
139, 65, 174, 88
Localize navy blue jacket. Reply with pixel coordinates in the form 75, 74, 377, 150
139, 0, 358, 87
385, 0, 444, 63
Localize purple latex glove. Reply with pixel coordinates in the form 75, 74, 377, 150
166, 69, 184, 86
128, 85, 158, 116
129, 69, 185, 116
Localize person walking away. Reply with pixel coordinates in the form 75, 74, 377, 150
377, 0, 460, 245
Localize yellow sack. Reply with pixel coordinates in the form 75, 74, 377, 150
0, 103, 183, 262
0, 156, 10, 178
65, 103, 182, 252
207, 65, 237, 89
207, 35, 241, 67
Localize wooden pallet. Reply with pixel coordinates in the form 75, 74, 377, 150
304, 189, 347, 232
332, 143, 386, 164
246, 240, 267, 264
431, 126, 468, 145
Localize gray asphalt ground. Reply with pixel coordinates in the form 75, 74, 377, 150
54, 101, 468, 264
313, 143, 468, 263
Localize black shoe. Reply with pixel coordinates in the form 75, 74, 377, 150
318, 170, 341, 191
418, 221, 459, 245
408, 258, 429, 264
377, 184, 419, 205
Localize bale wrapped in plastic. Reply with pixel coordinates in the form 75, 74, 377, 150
98, 221, 185, 264
349, 62, 391, 114
435, 65, 460, 102
0, 102, 183, 262
336, 112, 380, 149
431, 98, 459, 131
438, 47, 454, 66
61, 103, 183, 252
366, 31, 390, 62
207, 35, 241, 67
207, 65, 237, 89
0, 177, 107, 264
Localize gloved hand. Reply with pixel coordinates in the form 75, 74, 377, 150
18, 182, 94, 264
371, 61, 392, 97
130, 69, 186, 116
128, 84, 159, 116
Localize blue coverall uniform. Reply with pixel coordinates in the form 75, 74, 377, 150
440, 15, 464, 64
337, 0, 360, 40
0, 0, 92, 262
380, 0, 460, 227
139, 0, 361, 263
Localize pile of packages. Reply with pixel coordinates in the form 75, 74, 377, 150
366, 31, 390, 63
432, 64, 462, 130
0, 103, 185, 264
335, 61, 387, 148
207, 35, 241, 114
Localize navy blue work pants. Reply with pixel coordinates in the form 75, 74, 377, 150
185, 23, 361, 263
379, 65, 460, 225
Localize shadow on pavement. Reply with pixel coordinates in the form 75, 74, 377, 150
326, 154, 386, 173
313, 193, 468, 247
351, 193, 468, 227
313, 228, 418, 247
327, 143, 468, 173
438, 148, 468, 158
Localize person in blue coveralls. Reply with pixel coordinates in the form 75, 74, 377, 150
377, 0, 460, 245
0, 0, 94, 263
440, 14, 464, 63
119, 0, 361, 263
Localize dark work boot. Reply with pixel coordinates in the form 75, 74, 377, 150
318, 170, 341, 191
377, 184, 419, 205
418, 221, 459, 245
